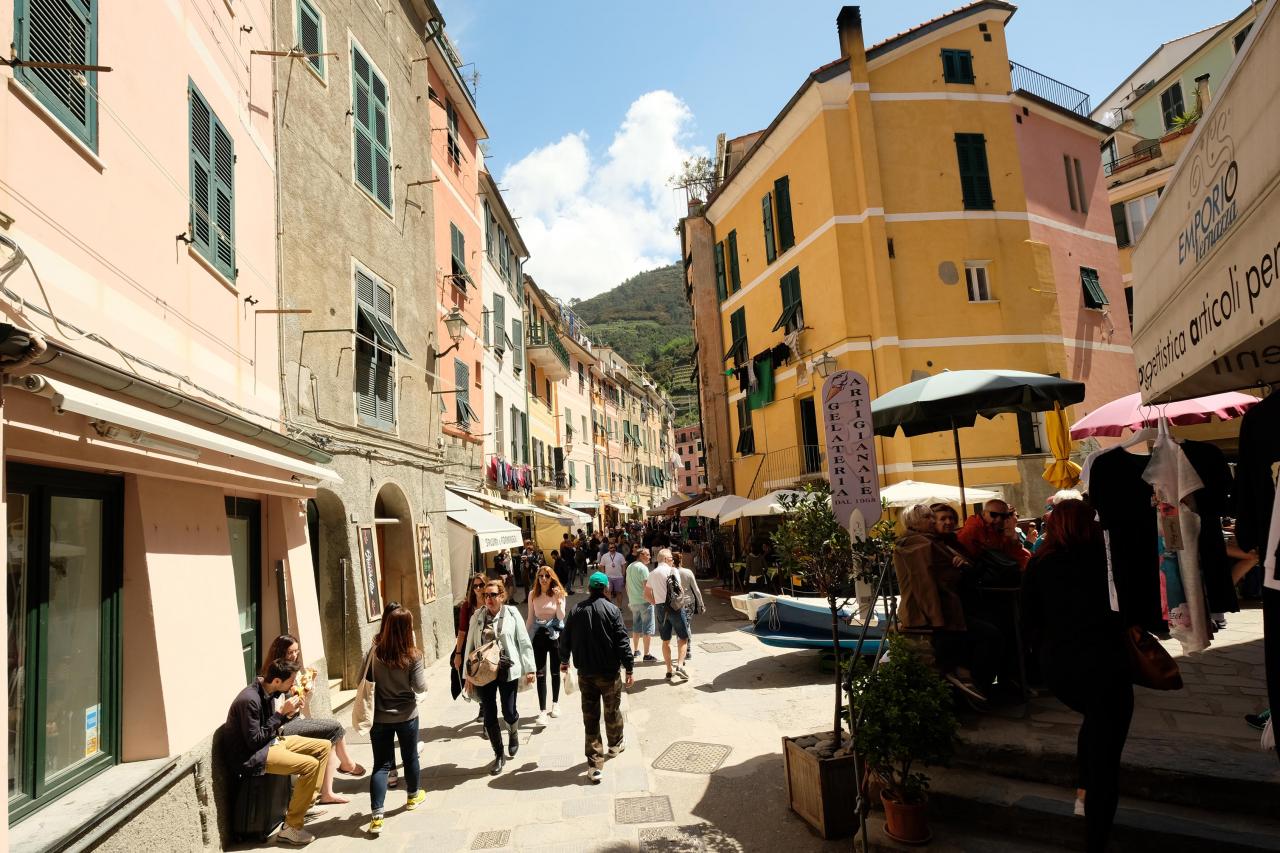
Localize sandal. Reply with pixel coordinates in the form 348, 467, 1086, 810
317, 795, 350, 805
337, 762, 366, 777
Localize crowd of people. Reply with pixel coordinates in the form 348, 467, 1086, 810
221, 521, 702, 844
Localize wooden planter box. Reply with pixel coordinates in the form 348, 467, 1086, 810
782, 735, 860, 839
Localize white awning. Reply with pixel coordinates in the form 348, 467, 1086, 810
606, 501, 632, 513
448, 485, 561, 519
445, 492, 523, 552
569, 501, 599, 510
547, 503, 591, 525
681, 494, 750, 520
30, 375, 340, 483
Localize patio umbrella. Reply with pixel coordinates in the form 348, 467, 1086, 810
1068, 390, 1259, 439
681, 494, 749, 520
718, 489, 818, 523
1042, 403, 1082, 489
879, 479, 1000, 509
871, 369, 1086, 517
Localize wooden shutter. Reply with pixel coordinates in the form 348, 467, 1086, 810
954, 133, 993, 210
188, 85, 214, 258
211, 119, 236, 279
352, 45, 391, 209
773, 176, 795, 251
762, 192, 776, 263
16, 0, 97, 147
297, 0, 324, 77
455, 359, 470, 426
484, 201, 495, 260
1110, 202, 1130, 248
512, 319, 523, 368
493, 294, 506, 351
714, 241, 727, 301
727, 230, 741, 293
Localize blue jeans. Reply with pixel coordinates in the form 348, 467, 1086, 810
369, 717, 420, 814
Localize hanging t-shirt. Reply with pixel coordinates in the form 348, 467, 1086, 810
1143, 434, 1210, 653
1088, 447, 1165, 633
1181, 440, 1239, 614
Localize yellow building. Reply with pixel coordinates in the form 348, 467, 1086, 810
685, 2, 1133, 510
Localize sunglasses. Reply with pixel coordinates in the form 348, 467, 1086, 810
987, 511, 1013, 520
483, 592, 500, 599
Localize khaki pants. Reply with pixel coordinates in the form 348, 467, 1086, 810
264, 735, 332, 829
580, 673, 624, 769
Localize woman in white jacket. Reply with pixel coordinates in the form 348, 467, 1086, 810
464, 580, 536, 775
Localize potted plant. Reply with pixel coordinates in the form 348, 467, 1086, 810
771, 485, 892, 838
848, 633, 958, 844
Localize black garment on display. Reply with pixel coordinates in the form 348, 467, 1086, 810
1088, 448, 1164, 634
1180, 440, 1238, 615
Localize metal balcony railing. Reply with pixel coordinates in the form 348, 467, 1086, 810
526, 322, 570, 376
747, 444, 828, 498
1009, 61, 1090, 117
1103, 142, 1161, 177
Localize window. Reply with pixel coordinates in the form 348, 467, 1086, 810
1110, 202, 1130, 248
714, 240, 727, 301
964, 262, 993, 302
188, 83, 236, 281
1016, 411, 1044, 454
1123, 192, 1160, 242
454, 359, 477, 430
1234, 23, 1253, 52
1160, 82, 1184, 131
351, 43, 392, 210
773, 267, 803, 333
696, 439, 702, 451
492, 294, 506, 354
1125, 286, 1134, 331
510, 406, 520, 461
520, 412, 529, 464
446, 99, 461, 166
355, 268, 407, 430
449, 223, 469, 289
296, 0, 325, 79
762, 191, 777, 263
585, 465, 592, 492
954, 133, 993, 210
474, 360, 482, 388
7, 465, 122, 823
686, 477, 693, 488
727, 230, 742, 293
941, 48, 974, 84
14, 0, 98, 149
726, 308, 748, 366
736, 398, 755, 455
1080, 266, 1108, 309
495, 394, 504, 452
774, 176, 795, 251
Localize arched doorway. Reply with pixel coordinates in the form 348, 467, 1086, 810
309, 489, 352, 683
373, 482, 418, 617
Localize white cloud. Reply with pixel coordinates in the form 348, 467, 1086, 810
499, 90, 705, 300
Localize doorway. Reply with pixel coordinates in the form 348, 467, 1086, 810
225, 497, 262, 684
799, 397, 821, 474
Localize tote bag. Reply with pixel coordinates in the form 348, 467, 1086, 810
466, 607, 507, 687
350, 648, 376, 734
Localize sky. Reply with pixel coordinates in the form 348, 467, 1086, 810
439, 1, 1244, 300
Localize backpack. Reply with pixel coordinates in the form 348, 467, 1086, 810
665, 567, 689, 613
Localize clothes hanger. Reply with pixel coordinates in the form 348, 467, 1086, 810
1117, 404, 1158, 450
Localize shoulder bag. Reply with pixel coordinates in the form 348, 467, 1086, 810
466, 607, 511, 687
350, 648, 376, 734
1125, 625, 1183, 690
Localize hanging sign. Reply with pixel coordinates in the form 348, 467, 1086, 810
822, 370, 882, 538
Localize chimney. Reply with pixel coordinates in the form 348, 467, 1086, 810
1194, 73, 1211, 113
836, 6, 863, 60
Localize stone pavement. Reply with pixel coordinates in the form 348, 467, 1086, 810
229, 591, 1273, 852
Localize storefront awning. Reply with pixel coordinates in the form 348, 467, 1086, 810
445, 491, 523, 552
568, 500, 599, 510
1132, 2, 1280, 401
605, 501, 631, 513
26, 375, 341, 483
547, 503, 591, 525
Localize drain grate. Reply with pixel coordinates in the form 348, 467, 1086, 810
470, 829, 511, 849
698, 641, 741, 653
652, 741, 732, 774
615, 794, 674, 824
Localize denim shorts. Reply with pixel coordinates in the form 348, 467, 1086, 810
658, 607, 690, 642
629, 603, 655, 635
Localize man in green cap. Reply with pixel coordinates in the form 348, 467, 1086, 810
559, 571, 634, 783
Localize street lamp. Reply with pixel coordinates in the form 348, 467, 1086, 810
811, 352, 838, 378
434, 307, 468, 358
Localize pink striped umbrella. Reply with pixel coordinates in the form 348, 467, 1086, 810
1069, 391, 1260, 439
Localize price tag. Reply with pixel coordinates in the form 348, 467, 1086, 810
1158, 502, 1183, 551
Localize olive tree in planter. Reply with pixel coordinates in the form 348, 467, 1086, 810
848, 633, 958, 844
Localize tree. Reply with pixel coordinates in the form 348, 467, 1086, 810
670, 155, 716, 205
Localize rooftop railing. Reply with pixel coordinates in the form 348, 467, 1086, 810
1010, 61, 1091, 117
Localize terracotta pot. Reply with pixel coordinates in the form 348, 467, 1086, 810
881, 789, 931, 845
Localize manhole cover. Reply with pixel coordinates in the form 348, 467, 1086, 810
471, 829, 511, 849
699, 641, 740, 653
652, 741, 732, 774
615, 794, 674, 824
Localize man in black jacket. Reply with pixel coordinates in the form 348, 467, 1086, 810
560, 571, 635, 782
223, 659, 331, 845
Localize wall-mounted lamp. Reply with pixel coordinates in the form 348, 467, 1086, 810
433, 306, 468, 359
811, 352, 839, 378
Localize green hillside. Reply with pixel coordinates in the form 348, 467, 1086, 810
571, 264, 699, 426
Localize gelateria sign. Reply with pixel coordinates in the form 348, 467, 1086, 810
821, 370, 881, 537
1132, 0, 1280, 401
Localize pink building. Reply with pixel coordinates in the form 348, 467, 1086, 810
1, 1, 333, 843
675, 425, 707, 496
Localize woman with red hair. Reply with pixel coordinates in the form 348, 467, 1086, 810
1023, 499, 1132, 852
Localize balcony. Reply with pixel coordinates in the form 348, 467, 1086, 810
1104, 142, 1160, 177
1009, 61, 1090, 117
526, 322, 570, 381
747, 444, 828, 498
1104, 130, 1193, 187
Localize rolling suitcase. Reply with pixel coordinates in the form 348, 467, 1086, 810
232, 771, 292, 841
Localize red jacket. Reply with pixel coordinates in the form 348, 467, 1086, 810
956, 514, 1030, 569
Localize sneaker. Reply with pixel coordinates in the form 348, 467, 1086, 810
608, 737, 627, 756
665, 670, 674, 681
589, 768, 603, 784
550, 702, 561, 718
1073, 796, 1085, 817
536, 711, 548, 725
1246, 709, 1272, 731
642, 654, 658, 662
367, 816, 384, 836
279, 825, 316, 845
944, 672, 988, 704
406, 789, 426, 810
674, 665, 689, 681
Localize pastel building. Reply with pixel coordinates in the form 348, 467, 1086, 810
676, 425, 708, 495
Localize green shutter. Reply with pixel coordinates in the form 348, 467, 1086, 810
355, 271, 397, 428
727, 230, 741, 293
941, 49, 973, 84
714, 240, 727, 301
512, 318, 523, 368
211, 119, 236, 279
455, 359, 470, 427
493, 294, 506, 351
727, 308, 747, 364
1080, 267, 1108, 309
297, 0, 324, 78
772, 268, 803, 332
774, 176, 795, 251
15, 0, 98, 149
351, 44, 391, 210
955, 133, 993, 210
762, 192, 776, 264
189, 83, 235, 281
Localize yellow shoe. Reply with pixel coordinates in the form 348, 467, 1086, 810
369, 816, 384, 835
406, 789, 426, 810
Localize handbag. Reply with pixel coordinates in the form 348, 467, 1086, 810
1124, 625, 1183, 690
1262, 716, 1275, 753
563, 666, 577, 696
350, 648, 376, 734
467, 607, 508, 687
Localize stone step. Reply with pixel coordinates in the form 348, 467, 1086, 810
927, 766, 1280, 853
855, 813, 1073, 852
953, 720, 1280, 819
